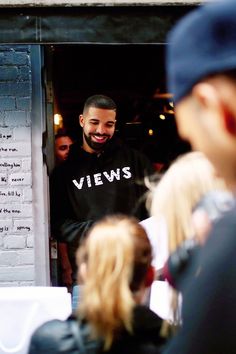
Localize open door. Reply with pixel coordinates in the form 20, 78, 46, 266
44, 43, 190, 287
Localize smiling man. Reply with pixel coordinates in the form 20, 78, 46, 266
50, 94, 155, 279
79, 97, 116, 153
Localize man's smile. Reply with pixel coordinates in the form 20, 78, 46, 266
91, 134, 109, 143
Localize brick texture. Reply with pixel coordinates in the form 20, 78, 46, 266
0, 45, 34, 286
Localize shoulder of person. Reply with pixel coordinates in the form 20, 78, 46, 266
129, 148, 156, 175
132, 305, 164, 335
199, 204, 236, 271
49, 163, 69, 188
29, 318, 72, 353
29, 317, 103, 354
67, 141, 87, 162
115, 139, 153, 164
34, 318, 68, 335
108, 306, 165, 354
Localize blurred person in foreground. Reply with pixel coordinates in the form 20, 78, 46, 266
28, 215, 165, 354
144, 151, 233, 331
162, 1, 236, 353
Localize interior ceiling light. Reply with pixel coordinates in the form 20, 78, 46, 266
159, 114, 166, 120
148, 129, 154, 136
54, 113, 63, 125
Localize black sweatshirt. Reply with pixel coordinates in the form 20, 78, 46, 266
50, 138, 155, 271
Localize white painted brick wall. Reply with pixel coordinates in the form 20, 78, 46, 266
23, 187, 32, 202
26, 235, 34, 248
0, 46, 35, 286
0, 219, 11, 234
0, 188, 23, 202
22, 158, 31, 172
13, 219, 33, 233
0, 158, 21, 172
0, 266, 34, 281
3, 235, 26, 249
0, 173, 7, 185
0, 142, 31, 157
9, 172, 32, 185
0, 281, 34, 286
13, 126, 31, 141
5, 111, 28, 126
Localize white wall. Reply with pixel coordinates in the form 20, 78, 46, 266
0, 46, 35, 286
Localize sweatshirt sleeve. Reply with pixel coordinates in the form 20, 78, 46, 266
136, 150, 156, 178
50, 166, 93, 243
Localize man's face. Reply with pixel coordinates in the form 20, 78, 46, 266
175, 92, 236, 189
55, 136, 73, 163
79, 107, 116, 153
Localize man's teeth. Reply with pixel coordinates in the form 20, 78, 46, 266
94, 135, 106, 140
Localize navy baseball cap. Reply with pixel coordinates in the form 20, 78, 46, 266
166, 1, 236, 104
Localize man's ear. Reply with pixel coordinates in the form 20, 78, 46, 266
221, 106, 236, 136
145, 266, 155, 288
192, 82, 236, 136
79, 114, 84, 128
192, 82, 219, 110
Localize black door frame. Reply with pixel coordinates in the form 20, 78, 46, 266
0, 6, 194, 44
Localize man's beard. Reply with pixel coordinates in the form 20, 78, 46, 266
83, 133, 111, 152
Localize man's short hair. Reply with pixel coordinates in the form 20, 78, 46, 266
55, 130, 73, 141
83, 94, 117, 114
166, 1, 236, 103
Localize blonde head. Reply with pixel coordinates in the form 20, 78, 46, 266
76, 214, 152, 349
150, 151, 227, 252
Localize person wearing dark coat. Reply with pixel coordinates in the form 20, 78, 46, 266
28, 215, 165, 354
162, 1, 236, 353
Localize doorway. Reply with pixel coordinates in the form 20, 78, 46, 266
45, 43, 190, 286
48, 44, 190, 169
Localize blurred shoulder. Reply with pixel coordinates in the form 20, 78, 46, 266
28, 318, 77, 354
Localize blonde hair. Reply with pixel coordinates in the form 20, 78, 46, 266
149, 151, 227, 252
76, 214, 152, 349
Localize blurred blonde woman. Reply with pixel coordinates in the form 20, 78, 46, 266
28, 214, 165, 354
146, 151, 233, 329
149, 151, 229, 254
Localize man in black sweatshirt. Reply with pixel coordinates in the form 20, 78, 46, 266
50, 94, 155, 278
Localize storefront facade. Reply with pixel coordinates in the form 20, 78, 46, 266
0, 0, 204, 286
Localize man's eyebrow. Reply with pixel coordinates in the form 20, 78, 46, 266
89, 118, 116, 124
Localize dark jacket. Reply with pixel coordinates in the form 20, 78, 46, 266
50, 138, 155, 274
28, 305, 165, 354
163, 206, 236, 354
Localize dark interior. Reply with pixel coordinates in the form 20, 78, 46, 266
51, 44, 190, 168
